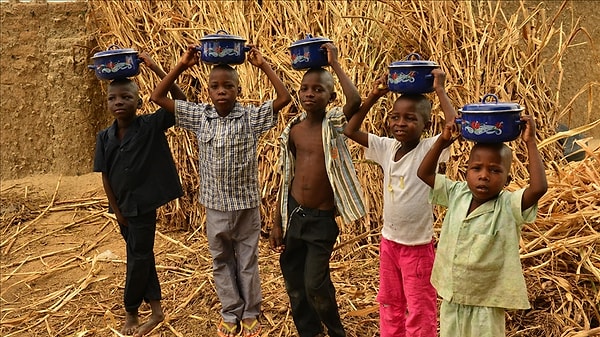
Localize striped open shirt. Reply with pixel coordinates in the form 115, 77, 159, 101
277, 107, 366, 235
175, 99, 275, 211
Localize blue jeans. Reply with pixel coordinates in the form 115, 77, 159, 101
280, 195, 345, 337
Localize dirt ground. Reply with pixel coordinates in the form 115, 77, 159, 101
0, 173, 381, 337
0, 173, 281, 336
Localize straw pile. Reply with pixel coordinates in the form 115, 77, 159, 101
3, 1, 598, 336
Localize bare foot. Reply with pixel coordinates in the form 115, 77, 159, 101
133, 312, 164, 337
133, 300, 164, 337
121, 311, 139, 336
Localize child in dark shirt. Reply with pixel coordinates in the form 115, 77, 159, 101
94, 53, 185, 337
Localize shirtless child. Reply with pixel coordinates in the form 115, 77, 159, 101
269, 42, 366, 337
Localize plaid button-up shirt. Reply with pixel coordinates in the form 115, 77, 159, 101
175, 99, 275, 211
277, 107, 366, 235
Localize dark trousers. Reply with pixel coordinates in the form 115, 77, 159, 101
119, 210, 161, 313
280, 195, 345, 337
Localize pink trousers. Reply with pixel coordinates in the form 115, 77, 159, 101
377, 238, 437, 337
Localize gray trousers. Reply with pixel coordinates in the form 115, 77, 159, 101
205, 207, 262, 323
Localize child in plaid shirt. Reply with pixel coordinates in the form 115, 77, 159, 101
151, 45, 291, 337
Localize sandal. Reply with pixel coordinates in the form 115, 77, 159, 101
241, 318, 261, 337
217, 320, 238, 337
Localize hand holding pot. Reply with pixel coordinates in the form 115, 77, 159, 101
520, 115, 537, 144
372, 74, 390, 97
138, 52, 160, 72
246, 45, 266, 68
432, 68, 446, 92
321, 42, 339, 66
179, 45, 200, 69
439, 122, 459, 148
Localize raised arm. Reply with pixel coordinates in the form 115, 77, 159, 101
247, 45, 292, 113
322, 42, 361, 119
343, 75, 388, 147
417, 123, 456, 187
432, 68, 457, 125
139, 52, 186, 101
520, 115, 548, 210
150, 45, 199, 113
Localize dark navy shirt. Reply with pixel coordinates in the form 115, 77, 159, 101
94, 108, 183, 217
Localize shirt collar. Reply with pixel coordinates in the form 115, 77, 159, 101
205, 101, 244, 119
107, 116, 140, 144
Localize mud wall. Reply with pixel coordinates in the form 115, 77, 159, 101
0, 2, 106, 180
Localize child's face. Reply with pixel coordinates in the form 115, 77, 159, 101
466, 145, 512, 204
208, 68, 240, 115
107, 82, 140, 122
387, 99, 429, 143
298, 71, 335, 114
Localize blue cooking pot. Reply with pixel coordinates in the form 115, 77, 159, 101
88, 45, 141, 81
456, 94, 525, 143
388, 53, 439, 94
198, 30, 250, 65
289, 34, 332, 70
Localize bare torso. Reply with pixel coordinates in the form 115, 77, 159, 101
289, 118, 335, 210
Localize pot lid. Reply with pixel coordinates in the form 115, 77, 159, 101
201, 29, 246, 41
92, 44, 137, 58
289, 34, 333, 48
389, 52, 439, 67
460, 94, 524, 112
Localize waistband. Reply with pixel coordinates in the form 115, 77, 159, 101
289, 193, 336, 218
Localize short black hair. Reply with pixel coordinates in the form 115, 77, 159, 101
210, 64, 239, 84
470, 142, 513, 170
395, 94, 432, 122
302, 67, 334, 91
108, 77, 139, 95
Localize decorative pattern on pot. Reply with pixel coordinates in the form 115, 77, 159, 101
289, 34, 333, 70
388, 53, 439, 94
198, 30, 250, 65
88, 45, 141, 81
457, 94, 525, 143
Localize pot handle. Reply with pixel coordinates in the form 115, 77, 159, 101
481, 93, 499, 104
107, 44, 122, 50
455, 117, 463, 125
216, 29, 229, 35
87, 65, 96, 70
405, 52, 423, 60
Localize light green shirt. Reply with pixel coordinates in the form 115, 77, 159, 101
277, 107, 366, 236
430, 174, 537, 309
